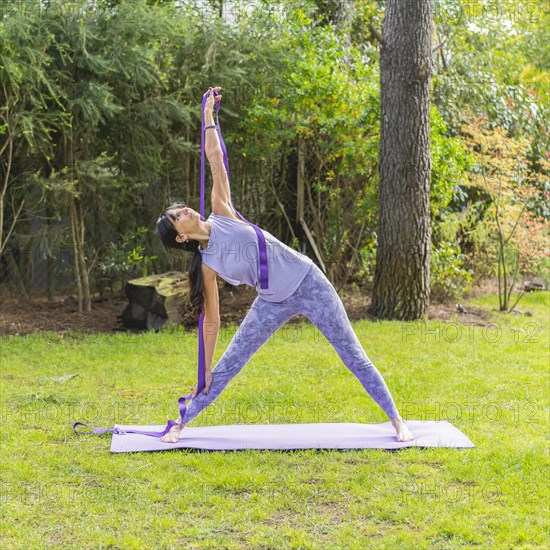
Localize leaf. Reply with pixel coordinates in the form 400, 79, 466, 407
37, 373, 79, 383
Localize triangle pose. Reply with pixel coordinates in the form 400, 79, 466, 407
156, 87, 414, 444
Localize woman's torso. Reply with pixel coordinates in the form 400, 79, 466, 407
199, 213, 313, 302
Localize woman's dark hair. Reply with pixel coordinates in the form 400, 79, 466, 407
156, 202, 204, 315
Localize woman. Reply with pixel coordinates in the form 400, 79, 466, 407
157, 87, 413, 443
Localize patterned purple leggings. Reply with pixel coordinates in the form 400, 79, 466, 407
182, 263, 399, 424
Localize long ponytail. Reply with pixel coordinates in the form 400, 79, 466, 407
188, 248, 204, 315
156, 202, 204, 316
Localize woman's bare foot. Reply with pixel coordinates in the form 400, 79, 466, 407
391, 415, 414, 442
160, 422, 185, 443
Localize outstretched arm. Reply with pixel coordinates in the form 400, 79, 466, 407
204, 87, 233, 212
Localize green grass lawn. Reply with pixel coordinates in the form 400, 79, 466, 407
1, 291, 548, 549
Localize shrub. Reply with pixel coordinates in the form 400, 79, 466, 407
430, 240, 473, 301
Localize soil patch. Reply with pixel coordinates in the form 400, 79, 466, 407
0, 279, 505, 337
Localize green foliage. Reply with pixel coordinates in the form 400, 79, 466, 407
433, 0, 549, 136
234, 4, 383, 285
458, 117, 549, 308
1, 0, 548, 302
430, 240, 473, 300
127, 243, 158, 278
94, 226, 157, 292
430, 106, 476, 218
431, 1, 549, 293
357, 233, 377, 284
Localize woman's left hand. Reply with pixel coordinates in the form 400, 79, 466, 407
204, 86, 222, 112
191, 368, 212, 398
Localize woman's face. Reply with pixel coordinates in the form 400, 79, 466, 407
167, 205, 200, 239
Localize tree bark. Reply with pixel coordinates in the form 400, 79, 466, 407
77, 198, 92, 312
368, 0, 434, 320
46, 191, 55, 300
68, 195, 91, 312
185, 125, 190, 203
68, 196, 83, 312
5, 249, 29, 302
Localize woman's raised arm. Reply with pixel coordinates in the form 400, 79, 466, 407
204, 87, 232, 209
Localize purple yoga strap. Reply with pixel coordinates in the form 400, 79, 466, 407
74, 88, 269, 438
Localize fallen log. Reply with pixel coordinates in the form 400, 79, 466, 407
524, 278, 546, 292
120, 271, 188, 331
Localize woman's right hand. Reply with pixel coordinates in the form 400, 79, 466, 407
204, 86, 222, 113
191, 368, 212, 398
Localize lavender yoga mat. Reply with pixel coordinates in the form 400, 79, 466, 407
108, 421, 474, 453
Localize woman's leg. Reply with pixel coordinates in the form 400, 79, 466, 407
294, 264, 400, 420
180, 296, 297, 425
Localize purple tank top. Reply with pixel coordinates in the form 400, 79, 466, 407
199, 213, 313, 302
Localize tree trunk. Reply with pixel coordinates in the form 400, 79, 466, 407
368, 0, 434, 320
5, 249, 29, 302
296, 135, 327, 274
69, 195, 83, 312
46, 191, 55, 300
77, 198, 92, 312
68, 195, 91, 312
21, 235, 34, 295
66, 120, 91, 313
